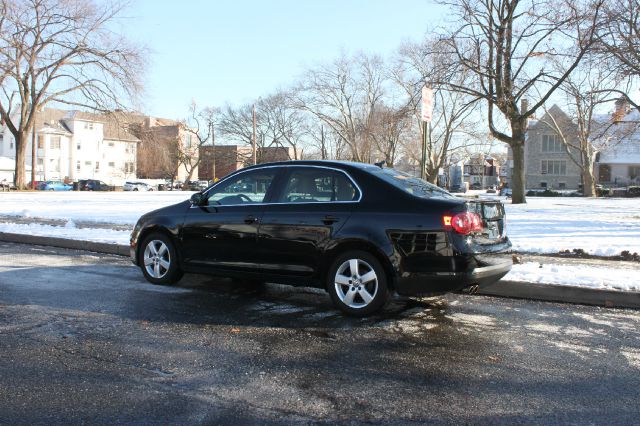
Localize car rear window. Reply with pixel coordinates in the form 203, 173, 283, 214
373, 168, 456, 200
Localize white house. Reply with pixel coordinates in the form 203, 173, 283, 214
594, 103, 640, 186
0, 108, 139, 185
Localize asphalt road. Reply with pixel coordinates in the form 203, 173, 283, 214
1, 242, 639, 425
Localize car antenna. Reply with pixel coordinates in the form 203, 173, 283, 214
374, 160, 386, 168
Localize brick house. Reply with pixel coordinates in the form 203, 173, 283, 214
198, 145, 295, 181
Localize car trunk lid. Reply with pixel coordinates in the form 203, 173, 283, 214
466, 200, 507, 245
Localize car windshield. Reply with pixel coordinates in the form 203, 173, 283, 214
373, 168, 456, 200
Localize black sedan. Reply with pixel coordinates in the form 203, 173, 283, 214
130, 161, 512, 316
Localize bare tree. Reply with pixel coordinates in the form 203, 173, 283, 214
260, 91, 307, 160
595, 0, 640, 111
367, 103, 412, 168
305, 123, 349, 160
392, 38, 480, 182
178, 101, 217, 188
440, 0, 604, 203
538, 58, 618, 197
0, 0, 145, 188
218, 102, 269, 163
294, 52, 386, 163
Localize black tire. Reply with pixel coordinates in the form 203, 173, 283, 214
326, 250, 390, 316
138, 232, 183, 285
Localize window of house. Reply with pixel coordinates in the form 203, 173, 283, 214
85, 161, 92, 166
542, 134, 563, 153
559, 182, 566, 189
77, 142, 81, 150
76, 161, 81, 171
125, 162, 135, 173
36, 158, 44, 171
84, 122, 94, 130
95, 161, 100, 171
50, 158, 60, 172
540, 182, 547, 188
108, 162, 115, 168
186, 134, 192, 148
629, 166, 640, 180
50, 136, 61, 150
108, 141, 114, 147
541, 160, 566, 175
37, 135, 45, 149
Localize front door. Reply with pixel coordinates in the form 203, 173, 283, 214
599, 164, 611, 183
258, 167, 360, 279
181, 168, 278, 273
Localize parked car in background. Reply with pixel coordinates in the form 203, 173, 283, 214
78, 179, 115, 191
29, 181, 46, 190
131, 160, 512, 316
187, 180, 209, 191
449, 184, 467, 193
124, 182, 155, 191
40, 180, 73, 191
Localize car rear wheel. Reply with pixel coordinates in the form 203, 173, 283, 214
139, 233, 183, 285
327, 250, 390, 316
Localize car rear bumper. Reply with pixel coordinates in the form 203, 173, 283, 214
394, 254, 512, 296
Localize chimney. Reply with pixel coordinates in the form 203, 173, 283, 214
613, 97, 629, 122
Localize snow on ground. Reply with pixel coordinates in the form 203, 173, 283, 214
501, 197, 640, 256
1, 191, 639, 291
0, 221, 131, 245
0, 191, 196, 225
506, 262, 640, 292
0, 191, 639, 257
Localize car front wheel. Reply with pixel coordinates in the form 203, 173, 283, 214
139, 233, 183, 285
327, 250, 390, 316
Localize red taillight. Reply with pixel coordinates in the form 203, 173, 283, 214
443, 212, 483, 235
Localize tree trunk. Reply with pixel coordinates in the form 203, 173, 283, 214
510, 142, 526, 204
14, 131, 27, 189
582, 167, 596, 197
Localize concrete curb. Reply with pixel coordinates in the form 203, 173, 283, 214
0, 232, 129, 257
1, 232, 638, 310
478, 280, 640, 310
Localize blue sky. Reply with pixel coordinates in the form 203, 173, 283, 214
121, 0, 444, 119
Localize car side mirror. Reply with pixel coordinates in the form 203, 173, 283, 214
190, 193, 204, 206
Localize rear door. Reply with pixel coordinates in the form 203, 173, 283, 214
257, 166, 361, 278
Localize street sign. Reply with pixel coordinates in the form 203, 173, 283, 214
421, 86, 433, 122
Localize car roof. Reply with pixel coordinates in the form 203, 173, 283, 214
240, 160, 381, 173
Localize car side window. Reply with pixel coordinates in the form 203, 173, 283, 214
278, 169, 358, 203
206, 170, 276, 206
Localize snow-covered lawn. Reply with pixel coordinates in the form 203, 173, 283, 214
1, 191, 639, 291
0, 191, 639, 256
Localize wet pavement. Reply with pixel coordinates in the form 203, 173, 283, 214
1, 242, 639, 424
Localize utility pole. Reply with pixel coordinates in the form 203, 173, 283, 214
210, 121, 216, 181
252, 104, 257, 165
420, 86, 433, 180
31, 123, 36, 189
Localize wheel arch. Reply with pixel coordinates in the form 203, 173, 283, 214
321, 239, 397, 291
136, 225, 181, 265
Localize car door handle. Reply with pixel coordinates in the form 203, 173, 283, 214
322, 215, 339, 225
244, 215, 258, 224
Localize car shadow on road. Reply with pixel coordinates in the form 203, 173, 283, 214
0, 262, 451, 331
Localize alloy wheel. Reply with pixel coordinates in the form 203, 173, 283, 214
143, 240, 171, 279
334, 258, 378, 309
